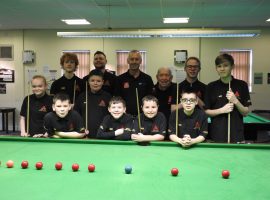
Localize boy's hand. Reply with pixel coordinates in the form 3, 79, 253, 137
226, 91, 239, 104
115, 128, 124, 136
21, 132, 29, 137
221, 103, 234, 114
85, 129, 89, 135
131, 133, 144, 142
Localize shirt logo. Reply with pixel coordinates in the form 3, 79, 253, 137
194, 121, 201, 130
152, 124, 159, 132
60, 86, 66, 90
234, 91, 240, 98
99, 100, 106, 107
218, 95, 222, 98
168, 96, 172, 104
39, 105, 47, 112
123, 82, 129, 89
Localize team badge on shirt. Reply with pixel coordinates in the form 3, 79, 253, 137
123, 82, 129, 89
194, 121, 201, 130
99, 100, 106, 107
168, 96, 172, 104
152, 124, 159, 132
39, 105, 47, 112
234, 91, 240, 98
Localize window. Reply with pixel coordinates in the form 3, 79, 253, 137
220, 49, 252, 92
62, 50, 91, 78
116, 50, 146, 75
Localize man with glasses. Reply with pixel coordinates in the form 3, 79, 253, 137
171, 57, 206, 111
50, 53, 84, 104
168, 89, 208, 147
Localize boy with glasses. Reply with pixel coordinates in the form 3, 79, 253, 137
168, 89, 208, 147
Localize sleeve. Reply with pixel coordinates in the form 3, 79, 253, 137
50, 81, 57, 95
73, 94, 83, 115
157, 113, 167, 136
73, 111, 85, 133
115, 116, 134, 140
203, 84, 212, 110
43, 113, 54, 136
147, 76, 154, 95
133, 114, 143, 134
96, 115, 116, 139
168, 111, 177, 135
20, 97, 27, 117
240, 81, 252, 107
198, 113, 208, 138
171, 83, 180, 104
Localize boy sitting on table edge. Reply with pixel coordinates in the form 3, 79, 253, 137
44, 93, 86, 139
168, 89, 208, 147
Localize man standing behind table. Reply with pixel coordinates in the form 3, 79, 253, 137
83, 51, 117, 96
171, 57, 206, 111
116, 50, 154, 116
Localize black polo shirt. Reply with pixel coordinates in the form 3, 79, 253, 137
116, 70, 154, 116
44, 110, 85, 137
20, 93, 53, 136
96, 113, 134, 140
204, 77, 252, 142
74, 90, 111, 138
168, 107, 208, 138
50, 75, 85, 103
133, 112, 167, 136
172, 79, 206, 104
152, 82, 177, 123
83, 70, 118, 96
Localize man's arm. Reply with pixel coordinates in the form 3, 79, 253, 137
54, 131, 85, 139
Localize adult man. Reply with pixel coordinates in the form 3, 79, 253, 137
152, 67, 177, 124
171, 57, 206, 110
116, 50, 154, 116
83, 51, 117, 95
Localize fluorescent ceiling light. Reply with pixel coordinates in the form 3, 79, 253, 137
266, 18, 270, 22
163, 18, 189, 23
61, 19, 90, 25
57, 29, 260, 38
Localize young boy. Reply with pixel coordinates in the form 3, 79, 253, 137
96, 96, 134, 140
74, 69, 111, 138
20, 75, 53, 137
44, 93, 86, 138
131, 95, 166, 142
168, 90, 208, 147
204, 54, 251, 143
50, 53, 84, 104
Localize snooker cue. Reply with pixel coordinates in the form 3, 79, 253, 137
175, 83, 179, 137
85, 81, 88, 130
73, 80, 77, 104
135, 88, 141, 132
228, 81, 231, 143
26, 80, 31, 134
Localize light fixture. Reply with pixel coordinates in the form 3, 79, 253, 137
163, 18, 189, 23
61, 19, 90, 25
266, 18, 270, 22
57, 29, 260, 38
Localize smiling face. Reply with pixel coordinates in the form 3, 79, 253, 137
52, 100, 71, 118
31, 77, 47, 98
88, 75, 104, 93
94, 53, 107, 70
108, 102, 126, 119
156, 68, 172, 90
127, 51, 142, 71
142, 100, 158, 119
185, 58, 200, 80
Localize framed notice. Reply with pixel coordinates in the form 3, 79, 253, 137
0, 68, 15, 82
254, 72, 263, 84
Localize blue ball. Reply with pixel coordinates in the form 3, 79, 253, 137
125, 165, 132, 174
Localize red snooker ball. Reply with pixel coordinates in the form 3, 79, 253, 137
222, 170, 230, 179
171, 168, 179, 176
72, 163, 79, 172
35, 162, 43, 170
21, 161, 29, 169
55, 162, 63, 170
88, 164, 95, 172
6, 160, 14, 168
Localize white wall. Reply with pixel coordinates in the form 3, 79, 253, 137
0, 29, 269, 131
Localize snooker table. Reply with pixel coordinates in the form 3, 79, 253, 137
0, 137, 270, 200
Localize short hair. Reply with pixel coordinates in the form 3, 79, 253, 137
94, 51, 106, 58
53, 93, 70, 104
181, 88, 197, 97
128, 50, 142, 59
32, 75, 47, 85
60, 53, 79, 70
108, 96, 126, 107
185, 57, 201, 68
215, 53, 234, 66
88, 69, 104, 80
141, 95, 159, 106
156, 67, 172, 77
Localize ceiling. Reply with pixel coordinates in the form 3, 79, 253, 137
0, 0, 269, 30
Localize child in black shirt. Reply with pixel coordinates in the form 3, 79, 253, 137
97, 96, 134, 140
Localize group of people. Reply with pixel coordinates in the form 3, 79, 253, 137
19, 50, 252, 148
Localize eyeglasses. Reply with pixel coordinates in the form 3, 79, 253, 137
186, 65, 199, 69
181, 98, 197, 104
